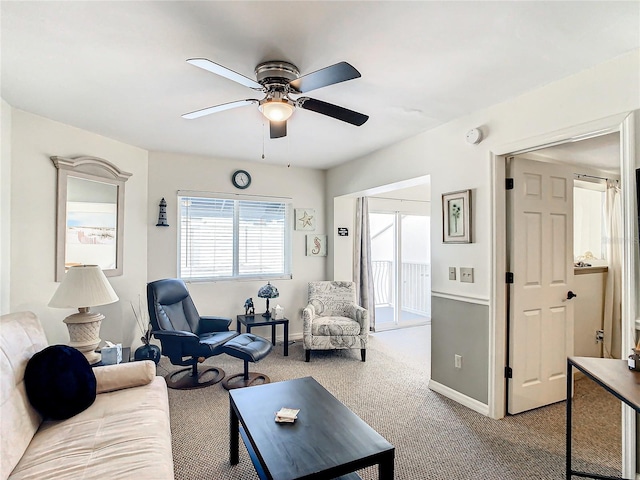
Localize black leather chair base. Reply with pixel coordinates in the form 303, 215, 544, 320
222, 371, 270, 390
221, 333, 272, 390
165, 366, 225, 390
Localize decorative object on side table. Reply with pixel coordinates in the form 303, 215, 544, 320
131, 295, 161, 364
270, 304, 285, 320
257, 282, 279, 318
442, 189, 472, 243
244, 297, 255, 316
48, 265, 119, 365
101, 342, 123, 365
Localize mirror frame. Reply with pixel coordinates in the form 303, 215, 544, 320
51, 155, 132, 282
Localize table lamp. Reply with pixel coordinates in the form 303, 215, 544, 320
257, 282, 279, 318
48, 265, 119, 364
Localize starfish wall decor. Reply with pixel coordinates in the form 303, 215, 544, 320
295, 209, 315, 231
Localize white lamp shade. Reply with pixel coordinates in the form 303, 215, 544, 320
259, 101, 294, 122
49, 265, 119, 308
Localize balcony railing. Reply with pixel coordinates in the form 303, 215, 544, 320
372, 260, 430, 315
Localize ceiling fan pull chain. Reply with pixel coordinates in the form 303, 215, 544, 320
262, 119, 266, 159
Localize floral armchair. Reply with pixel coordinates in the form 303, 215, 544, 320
302, 281, 369, 362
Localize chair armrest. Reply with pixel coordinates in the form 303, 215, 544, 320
94, 360, 156, 394
153, 330, 199, 341
302, 304, 316, 336
152, 330, 200, 361
199, 316, 232, 333
346, 304, 370, 335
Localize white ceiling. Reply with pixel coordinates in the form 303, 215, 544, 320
2, 1, 638, 169
531, 132, 621, 172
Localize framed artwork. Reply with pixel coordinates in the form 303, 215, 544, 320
306, 234, 327, 256
295, 208, 315, 231
442, 189, 471, 243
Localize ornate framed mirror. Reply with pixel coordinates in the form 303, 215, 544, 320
51, 156, 132, 282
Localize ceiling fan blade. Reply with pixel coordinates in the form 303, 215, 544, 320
298, 97, 368, 126
289, 62, 361, 93
187, 58, 262, 90
270, 120, 287, 139
182, 99, 258, 119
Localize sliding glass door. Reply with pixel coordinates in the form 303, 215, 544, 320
370, 211, 430, 330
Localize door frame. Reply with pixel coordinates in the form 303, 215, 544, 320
489, 112, 638, 475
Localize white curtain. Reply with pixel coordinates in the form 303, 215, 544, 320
354, 197, 376, 331
603, 180, 622, 359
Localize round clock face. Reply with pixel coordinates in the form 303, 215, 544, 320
232, 170, 251, 189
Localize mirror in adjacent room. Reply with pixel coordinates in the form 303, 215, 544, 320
51, 156, 132, 282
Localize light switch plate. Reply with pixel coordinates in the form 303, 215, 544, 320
460, 267, 474, 283
449, 267, 456, 281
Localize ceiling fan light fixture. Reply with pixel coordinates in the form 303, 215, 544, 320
259, 99, 295, 122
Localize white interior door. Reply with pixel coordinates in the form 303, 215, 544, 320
508, 157, 575, 414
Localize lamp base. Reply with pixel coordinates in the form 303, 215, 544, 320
63, 309, 103, 365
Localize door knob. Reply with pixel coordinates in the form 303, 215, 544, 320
566, 291, 577, 301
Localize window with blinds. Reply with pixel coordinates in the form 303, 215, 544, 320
179, 195, 291, 281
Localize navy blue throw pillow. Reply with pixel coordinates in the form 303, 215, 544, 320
24, 345, 97, 420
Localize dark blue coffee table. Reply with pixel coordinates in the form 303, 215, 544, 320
230, 376, 394, 480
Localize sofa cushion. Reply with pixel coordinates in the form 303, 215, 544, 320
8, 377, 174, 480
24, 345, 97, 420
94, 360, 155, 394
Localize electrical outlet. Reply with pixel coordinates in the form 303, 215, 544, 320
454, 354, 462, 369
460, 267, 474, 283
449, 267, 456, 281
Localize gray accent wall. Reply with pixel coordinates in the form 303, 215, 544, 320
431, 295, 489, 404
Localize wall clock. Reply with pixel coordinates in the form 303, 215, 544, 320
232, 169, 251, 189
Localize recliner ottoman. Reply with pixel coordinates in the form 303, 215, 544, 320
221, 333, 273, 389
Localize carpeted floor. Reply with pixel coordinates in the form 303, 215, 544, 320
163, 326, 621, 479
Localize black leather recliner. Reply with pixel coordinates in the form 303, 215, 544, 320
147, 278, 238, 389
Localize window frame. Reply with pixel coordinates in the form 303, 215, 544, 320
573, 179, 606, 263
177, 192, 293, 282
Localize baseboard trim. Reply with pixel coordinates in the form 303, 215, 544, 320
428, 379, 490, 417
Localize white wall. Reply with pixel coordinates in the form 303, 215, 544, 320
327, 50, 640, 401
328, 50, 639, 298
574, 270, 606, 357
1, 100, 12, 314
8, 109, 149, 348
147, 152, 326, 340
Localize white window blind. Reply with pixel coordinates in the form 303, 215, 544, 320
179, 196, 291, 281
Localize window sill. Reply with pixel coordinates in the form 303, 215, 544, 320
574, 266, 608, 275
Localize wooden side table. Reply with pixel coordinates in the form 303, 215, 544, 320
236, 315, 289, 356
566, 356, 640, 480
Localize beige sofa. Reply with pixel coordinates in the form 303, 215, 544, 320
0, 311, 174, 480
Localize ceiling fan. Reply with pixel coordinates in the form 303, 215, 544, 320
182, 58, 369, 138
